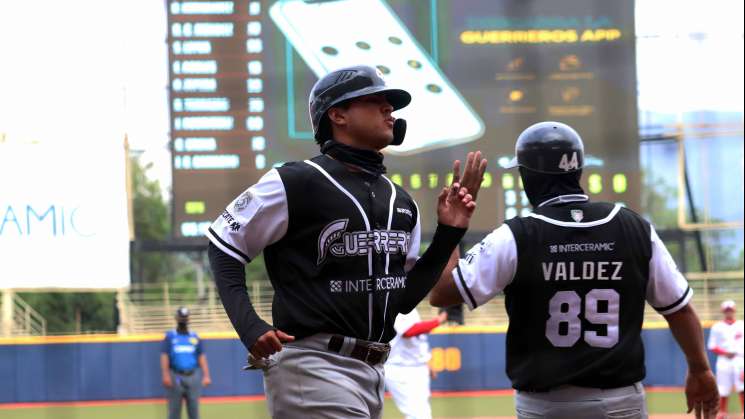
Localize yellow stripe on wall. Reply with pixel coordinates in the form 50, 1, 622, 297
0, 321, 716, 345
0, 331, 239, 346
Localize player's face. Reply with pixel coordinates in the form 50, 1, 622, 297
724, 308, 735, 321
343, 94, 395, 150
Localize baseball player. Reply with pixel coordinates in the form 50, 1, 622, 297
160, 307, 212, 419
430, 121, 720, 419
206, 65, 487, 418
708, 300, 744, 419
384, 308, 447, 419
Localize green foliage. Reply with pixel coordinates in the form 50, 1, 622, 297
132, 157, 169, 240
641, 170, 744, 273
640, 170, 679, 228
130, 155, 176, 284
18, 292, 116, 334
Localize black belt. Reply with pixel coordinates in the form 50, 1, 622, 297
172, 369, 195, 376
327, 335, 390, 366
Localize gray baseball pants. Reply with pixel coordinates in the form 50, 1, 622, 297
260, 334, 386, 419
167, 369, 202, 419
515, 382, 648, 419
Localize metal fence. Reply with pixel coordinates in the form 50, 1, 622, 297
117, 275, 743, 335
0, 292, 47, 336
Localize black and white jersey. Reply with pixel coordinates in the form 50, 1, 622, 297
206, 154, 420, 343
452, 195, 692, 391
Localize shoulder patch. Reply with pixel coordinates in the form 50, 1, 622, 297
233, 190, 254, 212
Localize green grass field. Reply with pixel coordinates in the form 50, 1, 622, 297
3, 391, 742, 419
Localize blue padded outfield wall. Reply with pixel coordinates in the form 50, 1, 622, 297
0, 328, 715, 403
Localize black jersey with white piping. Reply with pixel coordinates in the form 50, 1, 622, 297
452, 196, 692, 391
207, 154, 420, 343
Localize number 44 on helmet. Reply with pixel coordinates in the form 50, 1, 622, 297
505, 121, 585, 174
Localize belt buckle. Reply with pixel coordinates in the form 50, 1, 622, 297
363, 343, 389, 365
363, 347, 375, 365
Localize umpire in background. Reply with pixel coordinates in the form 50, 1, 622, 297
161, 306, 212, 419
431, 121, 719, 419
207, 65, 486, 418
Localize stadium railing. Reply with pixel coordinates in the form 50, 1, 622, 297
116, 275, 743, 335
0, 292, 46, 336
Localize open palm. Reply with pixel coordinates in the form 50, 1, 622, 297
436, 183, 475, 228
436, 151, 487, 228
452, 151, 488, 201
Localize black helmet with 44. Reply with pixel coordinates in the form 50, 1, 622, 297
506, 121, 584, 174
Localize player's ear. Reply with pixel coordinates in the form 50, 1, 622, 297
327, 107, 348, 127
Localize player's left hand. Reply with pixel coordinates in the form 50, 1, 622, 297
452, 151, 487, 201
202, 376, 212, 387
436, 183, 475, 228
685, 369, 719, 419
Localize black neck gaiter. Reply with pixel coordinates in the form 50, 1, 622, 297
321, 140, 386, 177
519, 167, 585, 207
177, 323, 189, 334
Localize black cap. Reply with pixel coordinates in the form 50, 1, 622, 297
175, 306, 190, 320
505, 121, 584, 174
309, 65, 411, 142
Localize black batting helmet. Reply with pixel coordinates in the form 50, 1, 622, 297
505, 121, 584, 174
309, 65, 411, 143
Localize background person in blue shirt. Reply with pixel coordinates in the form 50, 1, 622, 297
161, 307, 212, 419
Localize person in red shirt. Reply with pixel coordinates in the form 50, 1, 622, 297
384, 308, 448, 419
708, 300, 744, 419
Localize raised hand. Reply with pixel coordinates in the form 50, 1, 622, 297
452, 151, 488, 201
436, 183, 475, 229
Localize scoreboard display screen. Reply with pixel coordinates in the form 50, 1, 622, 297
168, 0, 638, 239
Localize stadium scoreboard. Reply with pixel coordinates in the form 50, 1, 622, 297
167, 0, 639, 239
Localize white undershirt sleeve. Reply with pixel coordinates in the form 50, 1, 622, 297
452, 224, 517, 310
646, 226, 693, 315
393, 310, 421, 335
205, 169, 289, 264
